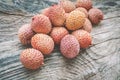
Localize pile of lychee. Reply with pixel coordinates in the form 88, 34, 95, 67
18, 0, 104, 70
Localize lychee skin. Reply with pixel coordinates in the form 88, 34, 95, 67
76, 0, 92, 10
18, 24, 35, 45
48, 5, 66, 27
83, 18, 92, 33
60, 34, 80, 59
31, 34, 54, 55
31, 14, 52, 34
50, 27, 69, 45
66, 10, 86, 30
72, 29, 92, 48
60, 0, 76, 13
20, 48, 44, 70
88, 8, 104, 24
75, 7, 88, 18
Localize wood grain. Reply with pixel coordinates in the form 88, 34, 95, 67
0, 0, 120, 80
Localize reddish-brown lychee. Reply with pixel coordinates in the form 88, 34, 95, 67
48, 4, 66, 26
59, 0, 76, 13
83, 18, 92, 33
31, 14, 52, 34
76, 0, 92, 10
88, 8, 104, 24
20, 48, 44, 70
72, 29, 92, 48
31, 34, 54, 55
60, 34, 80, 59
18, 24, 35, 45
50, 27, 69, 45
66, 10, 86, 30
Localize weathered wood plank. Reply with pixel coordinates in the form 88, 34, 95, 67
0, 0, 120, 80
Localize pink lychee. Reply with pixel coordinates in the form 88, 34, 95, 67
20, 48, 44, 70
60, 34, 80, 59
50, 27, 69, 45
88, 8, 104, 24
31, 14, 52, 34
31, 34, 54, 55
48, 4, 66, 26
18, 24, 35, 45
72, 29, 92, 48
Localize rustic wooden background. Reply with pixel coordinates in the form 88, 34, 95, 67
0, 0, 120, 80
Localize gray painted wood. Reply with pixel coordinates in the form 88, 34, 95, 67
0, 0, 120, 80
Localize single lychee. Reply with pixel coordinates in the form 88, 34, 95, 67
59, 0, 76, 13
60, 34, 80, 59
66, 10, 86, 30
41, 7, 50, 16
31, 14, 52, 34
82, 18, 92, 33
76, 0, 92, 10
72, 29, 92, 48
48, 4, 66, 26
75, 7, 88, 18
50, 27, 69, 45
31, 34, 54, 55
18, 24, 35, 45
88, 8, 104, 24
20, 48, 44, 70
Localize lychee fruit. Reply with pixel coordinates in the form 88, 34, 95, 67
31, 34, 54, 55
18, 24, 35, 45
82, 18, 92, 33
31, 14, 52, 34
59, 0, 76, 13
76, 0, 92, 10
50, 27, 69, 45
88, 8, 104, 24
41, 7, 50, 16
20, 48, 44, 70
72, 29, 92, 48
75, 7, 88, 18
48, 4, 66, 26
66, 10, 86, 30
60, 34, 80, 59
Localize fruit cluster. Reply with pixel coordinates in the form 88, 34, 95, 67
18, 0, 104, 70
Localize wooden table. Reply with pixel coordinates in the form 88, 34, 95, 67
0, 0, 120, 80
